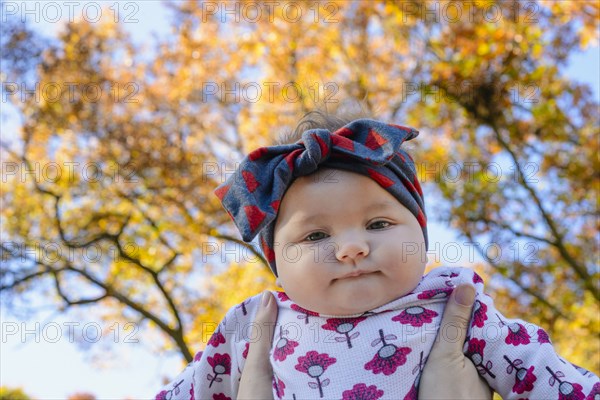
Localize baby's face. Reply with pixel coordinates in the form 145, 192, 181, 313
273, 168, 427, 316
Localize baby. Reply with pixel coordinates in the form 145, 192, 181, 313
156, 117, 599, 399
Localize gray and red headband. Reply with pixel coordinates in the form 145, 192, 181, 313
214, 118, 427, 276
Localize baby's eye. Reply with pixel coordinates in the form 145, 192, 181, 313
368, 220, 391, 230
305, 232, 328, 241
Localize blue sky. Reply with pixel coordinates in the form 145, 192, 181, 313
1, 1, 598, 399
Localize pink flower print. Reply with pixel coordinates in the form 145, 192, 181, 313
189, 383, 195, 400
365, 329, 411, 376
497, 314, 531, 345
586, 382, 600, 399
272, 375, 286, 399
208, 330, 226, 347
212, 394, 231, 400
560, 383, 586, 400
295, 351, 337, 398
514, 366, 537, 394
403, 351, 426, 400
473, 272, 484, 284
194, 350, 203, 362
207, 353, 231, 388
242, 342, 249, 359
155, 390, 168, 400
341, 383, 384, 400
439, 271, 459, 287
505, 323, 531, 346
444, 271, 459, 278
472, 300, 488, 328
392, 306, 438, 327
403, 382, 418, 400
291, 303, 319, 324
157, 380, 184, 400
465, 338, 496, 378
322, 316, 366, 349
418, 287, 453, 300
504, 356, 537, 394
273, 325, 299, 361
537, 328, 551, 344
277, 291, 290, 301
546, 366, 586, 400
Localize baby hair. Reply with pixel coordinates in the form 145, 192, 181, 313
277, 103, 417, 156
277, 102, 372, 145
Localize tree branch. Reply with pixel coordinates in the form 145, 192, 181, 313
490, 122, 597, 300
463, 232, 569, 320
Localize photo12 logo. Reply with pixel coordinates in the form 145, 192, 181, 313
1, 161, 139, 185
2, 82, 140, 104
195, 81, 339, 104
197, 2, 340, 23
1, 2, 140, 24
397, 1, 539, 24
1, 321, 139, 344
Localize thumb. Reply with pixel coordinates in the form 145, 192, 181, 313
246, 291, 278, 370
238, 291, 278, 400
430, 284, 476, 358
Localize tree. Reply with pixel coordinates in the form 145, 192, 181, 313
0, 386, 33, 400
1, 16, 274, 364
2, 0, 598, 374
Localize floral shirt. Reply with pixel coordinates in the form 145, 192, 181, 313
155, 266, 600, 400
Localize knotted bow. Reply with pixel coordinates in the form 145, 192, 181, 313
214, 118, 428, 275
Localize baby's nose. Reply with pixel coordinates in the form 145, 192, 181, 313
335, 236, 369, 261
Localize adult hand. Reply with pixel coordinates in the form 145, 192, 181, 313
237, 287, 492, 400
237, 291, 278, 400
419, 284, 493, 399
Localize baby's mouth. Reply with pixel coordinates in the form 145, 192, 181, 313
335, 270, 377, 281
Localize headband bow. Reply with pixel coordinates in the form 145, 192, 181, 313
214, 118, 428, 275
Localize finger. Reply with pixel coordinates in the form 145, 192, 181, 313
249, 291, 278, 359
246, 291, 278, 368
430, 284, 476, 358
240, 291, 278, 384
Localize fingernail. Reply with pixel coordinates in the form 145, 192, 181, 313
455, 285, 475, 306
261, 291, 271, 307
